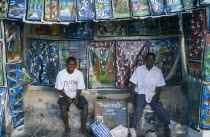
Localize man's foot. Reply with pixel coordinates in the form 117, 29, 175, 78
129, 128, 137, 137
80, 128, 90, 136
63, 131, 70, 137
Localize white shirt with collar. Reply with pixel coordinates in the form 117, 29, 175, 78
130, 65, 166, 103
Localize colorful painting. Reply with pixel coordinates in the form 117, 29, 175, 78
148, 37, 182, 85
159, 15, 182, 35
6, 64, 24, 128
0, 42, 3, 86
61, 22, 93, 39
26, 0, 43, 21
116, 41, 147, 88
183, 0, 196, 10
88, 41, 115, 88
203, 34, 210, 82
166, 0, 184, 13
189, 9, 206, 60
21, 65, 35, 87
0, 88, 6, 136
8, 0, 25, 19
0, 0, 8, 18
131, 0, 150, 17
59, 0, 76, 21
31, 24, 60, 36
148, 0, 166, 15
182, 13, 192, 37
95, 0, 111, 20
97, 21, 127, 37
112, 0, 130, 19
200, 0, 210, 5
28, 39, 59, 86
44, 0, 59, 21
127, 18, 159, 36
5, 21, 22, 63
77, 0, 94, 21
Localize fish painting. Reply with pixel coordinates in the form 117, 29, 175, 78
204, 97, 210, 106
13, 111, 24, 126
13, 93, 23, 104
14, 104, 23, 111
203, 117, 210, 125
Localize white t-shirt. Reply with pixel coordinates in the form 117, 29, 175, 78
55, 69, 85, 99
130, 65, 165, 103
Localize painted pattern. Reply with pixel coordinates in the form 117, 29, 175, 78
0, 0, 8, 18
26, 0, 43, 21
148, 0, 166, 15
116, 41, 147, 88
166, 0, 184, 13
59, 0, 76, 22
0, 42, 3, 86
31, 24, 60, 36
44, 0, 59, 21
21, 65, 35, 87
8, 0, 25, 19
77, 0, 94, 21
95, 0, 111, 20
88, 41, 115, 88
131, 0, 150, 17
0, 88, 6, 136
28, 39, 59, 86
200, 0, 210, 5
112, 0, 130, 19
203, 34, 210, 82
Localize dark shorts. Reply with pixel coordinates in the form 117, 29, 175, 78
58, 95, 88, 110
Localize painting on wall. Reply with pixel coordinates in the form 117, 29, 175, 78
88, 41, 115, 89
203, 34, 210, 82
0, 42, 4, 86
77, 0, 94, 21
97, 21, 127, 37
0, 88, 6, 136
148, 37, 182, 85
26, 0, 43, 21
44, 0, 59, 21
166, 0, 184, 13
28, 39, 59, 86
183, 0, 196, 10
6, 64, 24, 128
127, 18, 159, 36
148, 0, 166, 15
116, 41, 147, 88
0, 0, 8, 18
61, 22, 93, 39
5, 21, 22, 63
131, 0, 150, 17
59, 0, 76, 22
95, 0, 111, 20
8, 0, 25, 19
21, 64, 35, 87
200, 0, 210, 5
31, 24, 60, 36
112, 0, 130, 19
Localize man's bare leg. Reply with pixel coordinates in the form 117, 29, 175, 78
81, 104, 88, 132
61, 106, 70, 136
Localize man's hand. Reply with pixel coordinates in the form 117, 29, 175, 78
73, 98, 79, 104
66, 97, 73, 103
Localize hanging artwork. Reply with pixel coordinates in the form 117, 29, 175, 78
0, 0, 8, 18
148, 37, 182, 85
166, 0, 184, 13
203, 34, 210, 82
183, 0, 196, 10
21, 64, 35, 87
44, 0, 59, 21
148, 0, 166, 15
8, 0, 25, 19
0, 88, 6, 136
200, 84, 210, 129
28, 39, 59, 86
112, 0, 130, 19
131, 0, 150, 17
97, 21, 127, 37
77, 0, 94, 21
116, 41, 147, 88
88, 41, 115, 89
127, 18, 159, 36
61, 22, 93, 39
59, 41, 70, 70
6, 64, 24, 128
0, 42, 3, 86
26, 0, 43, 21
5, 21, 22, 63
95, 0, 111, 20
200, 0, 210, 5
189, 9, 206, 60
31, 24, 60, 36
59, 0, 76, 22
182, 13, 192, 37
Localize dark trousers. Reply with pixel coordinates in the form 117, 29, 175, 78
132, 93, 170, 129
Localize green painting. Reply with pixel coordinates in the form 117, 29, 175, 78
112, 0, 130, 19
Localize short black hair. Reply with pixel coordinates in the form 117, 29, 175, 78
146, 52, 156, 59
66, 56, 77, 63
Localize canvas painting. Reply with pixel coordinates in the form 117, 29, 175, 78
59, 0, 76, 22
0, 42, 3, 86
61, 22, 93, 39
148, 38, 182, 85
183, 0, 196, 10
97, 21, 127, 36
6, 64, 24, 128
200, 0, 210, 5
8, 0, 25, 19
203, 34, 210, 82
131, 0, 150, 17
5, 21, 22, 63
28, 39, 59, 86
166, 0, 184, 13
148, 0, 166, 15
77, 0, 94, 21
95, 0, 111, 20
0, 0, 8, 18
26, 0, 43, 21
112, 0, 130, 19
0, 88, 6, 135
31, 24, 60, 36
44, 0, 59, 21
21, 64, 35, 87
116, 41, 147, 88
88, 41, 115, 89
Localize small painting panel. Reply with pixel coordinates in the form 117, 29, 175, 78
31, 24, 60, 36
95, 0, 111, 20
183, 0, 196, 10
112, 0, 130, 19
77, 0, 94, 21
148, 0, 166, 15
131, 0, 150, 17
8, 0, 25, 19
203, 34, 210, 82
200, 0, 210, 5
44, 0, 59, 21
0, 0, 8, 18
166, 0, 185, 13
59, 0, 76, 22
26, 0, 43, 21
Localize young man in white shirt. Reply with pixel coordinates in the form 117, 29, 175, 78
55, 57, 89, 137
127, 53, 170, 137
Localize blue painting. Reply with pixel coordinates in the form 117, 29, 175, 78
28, 39, 59, 86
95, 0, 111, 20
77, 0, 94, 21
59, 0, 76, 21
6, 64, 24, 128
26, 0, 43, 21
148, 0, 166, 15
183, 0, 196, 10
200, 0, 210, 5
61, 22, 93, 39
8, 0, 25, 19
0, 88, 6, 136
166, 0, 185, 13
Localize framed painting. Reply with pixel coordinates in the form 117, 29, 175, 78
131, 0, 150, 17
200, 0, 210, 5
166, 0, 185, 13
8, 0, 25, 19
44, 0, 59, 21
59, 0, 76, 22
77, 0, 94, 21
0, 0, 8, 18
203, 34, 210, 82
31, 24, 60, 36
112, 0, 130, 19
183, 0, 196, 10
95, 0, 111, 20
26, 0, 43, 21
148, 0, 166, 15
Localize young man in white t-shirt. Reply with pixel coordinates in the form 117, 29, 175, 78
55, 57, 89, 137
